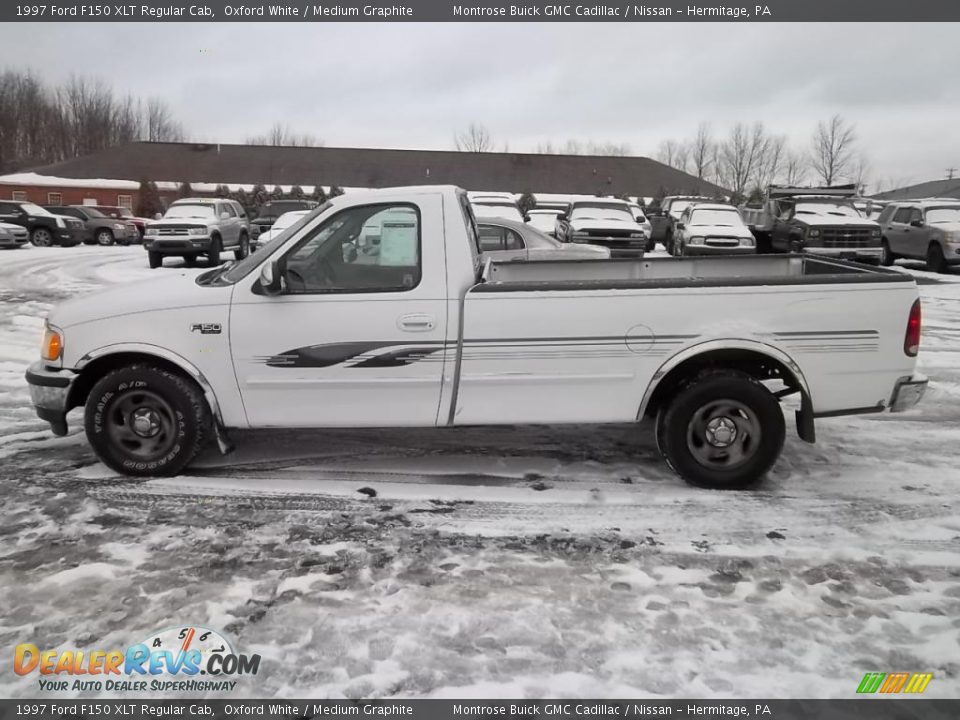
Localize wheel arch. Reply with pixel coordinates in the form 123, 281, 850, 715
638, 340, 815, 442
68, 345, 224, 427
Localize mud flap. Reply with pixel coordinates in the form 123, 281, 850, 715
795, 393, 816, 444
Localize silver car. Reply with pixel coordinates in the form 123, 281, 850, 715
0, 221, 29, 248
477, 218, 611, 261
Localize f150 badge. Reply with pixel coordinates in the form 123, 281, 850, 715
191, 323, 222, 335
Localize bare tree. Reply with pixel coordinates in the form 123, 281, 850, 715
851, 154, 871, 194
752, 134, 785, 192
145, 98, 184, 142
247, 122, 321, 147
781, 150, 808, 186
810, 114, 856, 185
688, 123, 714, 179
715, 122, 772, 201
656, 139, 682, 168
454, 122, 493, 152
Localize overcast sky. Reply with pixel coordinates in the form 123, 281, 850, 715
2, 22, 958, 190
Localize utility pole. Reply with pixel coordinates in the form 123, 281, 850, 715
947, 167, 957, 180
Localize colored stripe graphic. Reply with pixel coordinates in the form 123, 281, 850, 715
857, 672, 932, 694
857, 673, 885, 694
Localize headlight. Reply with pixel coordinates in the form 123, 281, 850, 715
807, 229, 821, 238
871, 228, 881, 237
739, 237, 755, 247
113, 223, 125, 230
41, 323, 63, 361
689, 236, 705, 246
188, 228, 208, 236
943, 231, 958, 242
55, 217, 65, 228
629, 232, 645, 238
144, 227, 158, 237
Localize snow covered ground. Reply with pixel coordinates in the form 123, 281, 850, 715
1, 245, 959, 699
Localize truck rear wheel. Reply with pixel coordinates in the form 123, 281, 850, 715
84, 365, 211, 477
656, 371, 785, 489
148, 251, 162, 269
926, 243, 947, 273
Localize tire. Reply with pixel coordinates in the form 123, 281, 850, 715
30, 227, 53, 247
207, 235, 222, 267
926, 243, 947, 273
96, 229, 115, 246
148, 251, 162, 269
880, 239, 895, 267
234, 233, 249, 261
84, 364, 212, 477
656, 370, 785, 490
184, 253, 198, 267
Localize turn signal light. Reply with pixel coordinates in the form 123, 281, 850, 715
42, 324, 63, 361
904, 299, 921, 357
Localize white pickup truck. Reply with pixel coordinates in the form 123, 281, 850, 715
26, 186, 928, 489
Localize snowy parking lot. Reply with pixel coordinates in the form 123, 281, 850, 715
1, 245, 959, 699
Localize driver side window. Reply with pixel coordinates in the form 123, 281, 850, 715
283, 203, 421, 294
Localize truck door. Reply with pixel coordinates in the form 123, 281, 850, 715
228, 195, 449, 427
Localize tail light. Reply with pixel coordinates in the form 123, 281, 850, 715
904, 298, 921, 357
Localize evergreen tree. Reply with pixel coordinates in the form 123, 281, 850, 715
250, 183, 269, 209
517, 192, 536, 214
328, 185, 344, 198
312, 184, 328, 203
177, 181, 193, 199
215, 184, 229, 198
271, 185, 284, 200
288, 185, 305, 200
135, 179, 164, 218
232, 188, 251, 214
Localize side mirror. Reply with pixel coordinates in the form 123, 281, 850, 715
523, 213, 531, 222
557, 213, 568, 221
910, 219, 924, 228
677, 222, 685, 230
259, 260, 286, 296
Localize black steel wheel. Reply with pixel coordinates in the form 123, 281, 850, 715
656, 370, 785, 489
84, 365, 211, 476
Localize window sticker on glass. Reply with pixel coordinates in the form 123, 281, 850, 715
378, 219, 418, 266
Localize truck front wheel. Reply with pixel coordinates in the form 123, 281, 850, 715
84, 365, 212, 477
656, 371, 785, 489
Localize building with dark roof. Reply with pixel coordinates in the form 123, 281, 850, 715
873, 178, 960, 201
0, 141, 727, 209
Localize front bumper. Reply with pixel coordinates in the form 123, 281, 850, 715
0, 234, 28, 247
25, 361, 77, 436
58, 228, 85, 246
144, 236, 213, 254
573, 236, 646, 258
683, 244, 755, 256
889, 374, 928, 412
802, 246, 883, 262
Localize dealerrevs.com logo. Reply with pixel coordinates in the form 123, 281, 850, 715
15, 626, 260, 693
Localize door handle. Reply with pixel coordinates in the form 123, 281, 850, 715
398, 314, 435, 332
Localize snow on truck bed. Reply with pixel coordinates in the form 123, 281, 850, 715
1, 245, 959, 700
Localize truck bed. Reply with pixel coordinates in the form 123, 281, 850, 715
479, 254, 911, 291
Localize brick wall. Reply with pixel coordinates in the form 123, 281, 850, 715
0, 184, 201, 209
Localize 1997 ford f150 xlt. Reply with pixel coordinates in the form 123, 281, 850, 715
26, 186, 927, 489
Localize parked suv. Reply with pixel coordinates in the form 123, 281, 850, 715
555, 198, 647, 257
46, 205, 140, 246
143, 198, 251, 268
877, 199, 960, 272
91, 205, 151, 240
0, 200, 85, 247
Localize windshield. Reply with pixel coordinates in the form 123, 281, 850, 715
217, 202, 331, 285
926, 207, 960, 224
472, 203, 523, 221
164, 204, 216, 220
689, 208, 744, 227
81, 207, 106, 218
669, 201, 697, 217
570, 205, 634, 223
794, 202, 862, 218
22, 203, 52, 216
